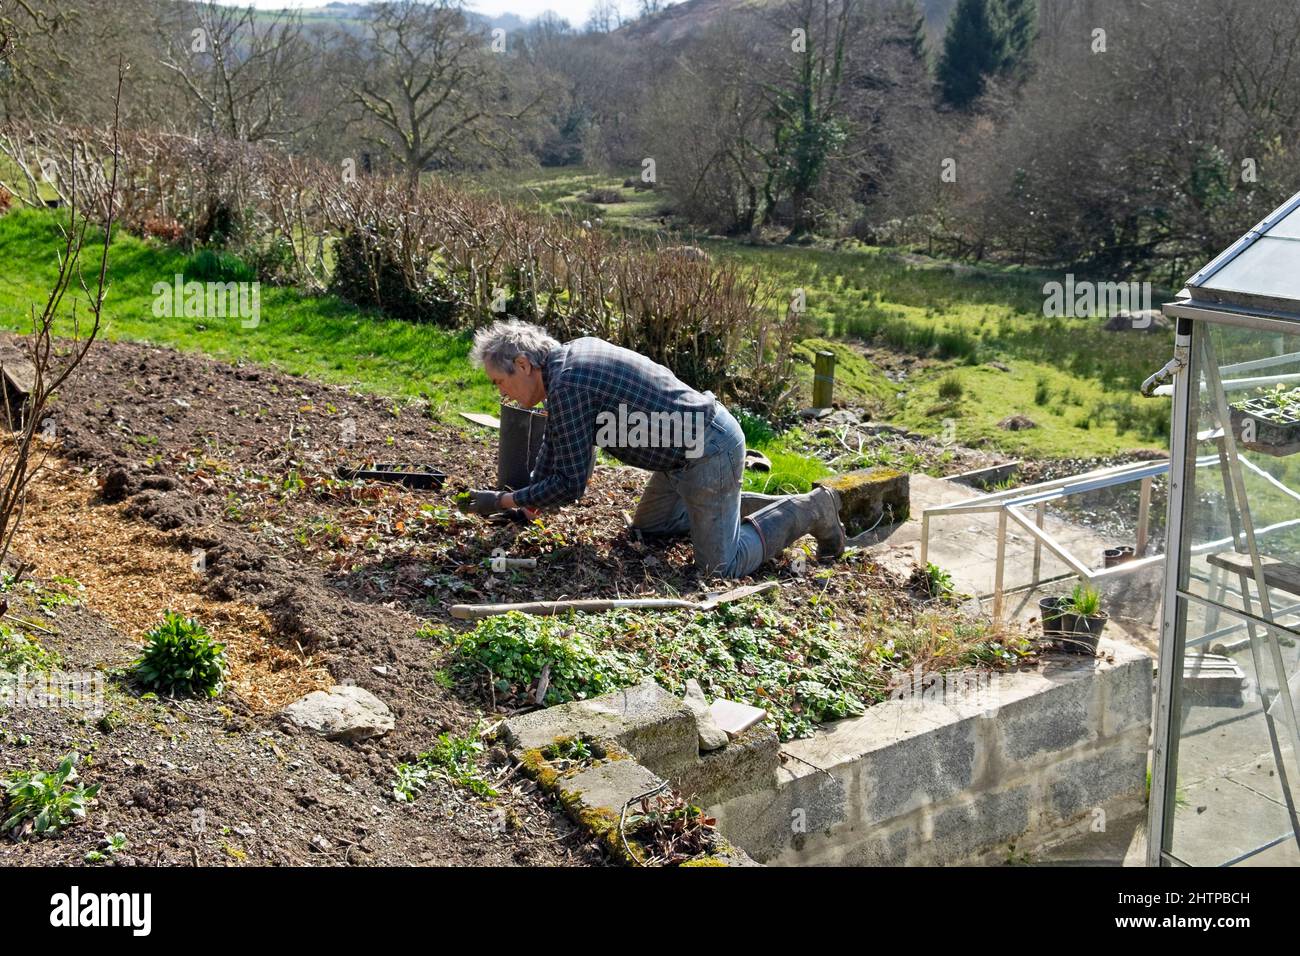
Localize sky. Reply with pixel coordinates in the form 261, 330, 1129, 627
227, 0, 642, 27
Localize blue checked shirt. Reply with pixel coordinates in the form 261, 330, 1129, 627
510, 337, 719, 509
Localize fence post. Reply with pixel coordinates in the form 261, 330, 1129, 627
813, 350, 835, 409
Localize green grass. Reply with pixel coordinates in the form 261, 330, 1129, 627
0, 209, 499, 418
791, 337, 896, 414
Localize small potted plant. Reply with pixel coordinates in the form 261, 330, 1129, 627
1038, 595, 1068, 642
1057, 583, 1107, 655
1229, 383, 1300, 457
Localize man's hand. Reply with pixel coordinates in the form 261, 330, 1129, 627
457, 489, 504, 517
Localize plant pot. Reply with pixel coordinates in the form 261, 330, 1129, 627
1103, 546, 1135, 568
1058, 610, 1108, 656
1039, 596, 1068, 641
1229, 402, 1300, 457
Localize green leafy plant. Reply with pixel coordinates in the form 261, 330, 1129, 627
452, 612, 634, 705
2, 753, 100, 837
545, 737, 594, 762
0, 625, 60, 673
1065, 583, 1102, 617
132, 612, 228, 698
924, 562, 956, 599
392, 726, 496, 801
85, 831, 128, 863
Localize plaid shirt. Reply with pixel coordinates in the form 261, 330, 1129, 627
510, 337, 718, 509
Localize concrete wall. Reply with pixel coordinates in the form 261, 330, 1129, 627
710, 641, 1153, 865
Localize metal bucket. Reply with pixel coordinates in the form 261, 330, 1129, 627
498, 403, 547, 491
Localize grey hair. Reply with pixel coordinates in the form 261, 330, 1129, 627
469, 319, 560, 374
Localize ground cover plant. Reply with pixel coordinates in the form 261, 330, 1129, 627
443, 581, 1037, 741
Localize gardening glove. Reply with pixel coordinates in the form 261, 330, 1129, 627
458, 489, 505, 517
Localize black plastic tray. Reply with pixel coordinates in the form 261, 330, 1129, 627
336, 463, 447, 490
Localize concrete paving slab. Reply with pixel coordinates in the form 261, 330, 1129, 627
1170, 776, 1293, 866
865, 475, 1164, 656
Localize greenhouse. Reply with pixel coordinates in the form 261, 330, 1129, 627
1149, 189, 1300, 866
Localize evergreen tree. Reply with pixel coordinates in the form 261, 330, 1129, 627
997, 0, 1038, 76
937, 0, 1037, 109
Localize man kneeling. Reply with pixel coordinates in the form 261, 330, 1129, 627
460, 319, 845, 578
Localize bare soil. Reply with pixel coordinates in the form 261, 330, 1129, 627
1, 336, 1011, 867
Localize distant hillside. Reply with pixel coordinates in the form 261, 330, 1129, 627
246, 2, 539, 34
621, 0, 957, 48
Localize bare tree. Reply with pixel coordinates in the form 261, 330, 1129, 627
584, 0, 623, 33
0, 61, 122, 579
338, 0, 547, 183
158, 0, 317, 143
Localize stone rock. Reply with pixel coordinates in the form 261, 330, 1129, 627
280, 685, 394, 741
662, 244, 710, 263
683, 680, 728, 752
814, 467, 910, 535
1105, 310, 1170, 333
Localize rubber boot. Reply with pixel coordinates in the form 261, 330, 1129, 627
745, 487, 846, 564
740, 492, 784, 518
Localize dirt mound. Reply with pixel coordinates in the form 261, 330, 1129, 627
998, 415, 1038, 431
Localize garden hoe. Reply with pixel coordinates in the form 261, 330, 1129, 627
448, 580, 779, 620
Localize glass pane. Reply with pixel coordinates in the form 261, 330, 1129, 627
1167, 596, 1300, 866
1271, 206, 1300, 241
1178, 321, 1300, 632
1200, 237, 1300, 300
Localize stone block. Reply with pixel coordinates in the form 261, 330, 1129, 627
815, 467, 909, 533
502, 679, 699, 775
1046, 731, 1150, 822
672, 723, 780, 807
559, 760, 666, 817
710, 760, 847, 862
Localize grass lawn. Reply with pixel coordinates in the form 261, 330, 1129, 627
0, 209, 500, 417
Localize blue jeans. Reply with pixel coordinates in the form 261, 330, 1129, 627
629, 404, 765, 578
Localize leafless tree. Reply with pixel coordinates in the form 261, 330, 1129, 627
337, 0, 547, 183
584, 0, 623, 33
0, 61, 122, 579
158, 0, 317, 143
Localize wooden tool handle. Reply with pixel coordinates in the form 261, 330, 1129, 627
450, 597, 693, 620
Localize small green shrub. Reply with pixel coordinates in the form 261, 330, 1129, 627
1033, 377, 1051, 406
736, 409, 777, 446
133, 612, 228, 698
2, 754, 100, 837
925, 562, 956, 599
0, 625, 60, 673
184, 248, 257, 284
937, 374, 964, 401
330, 227, 459, 326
